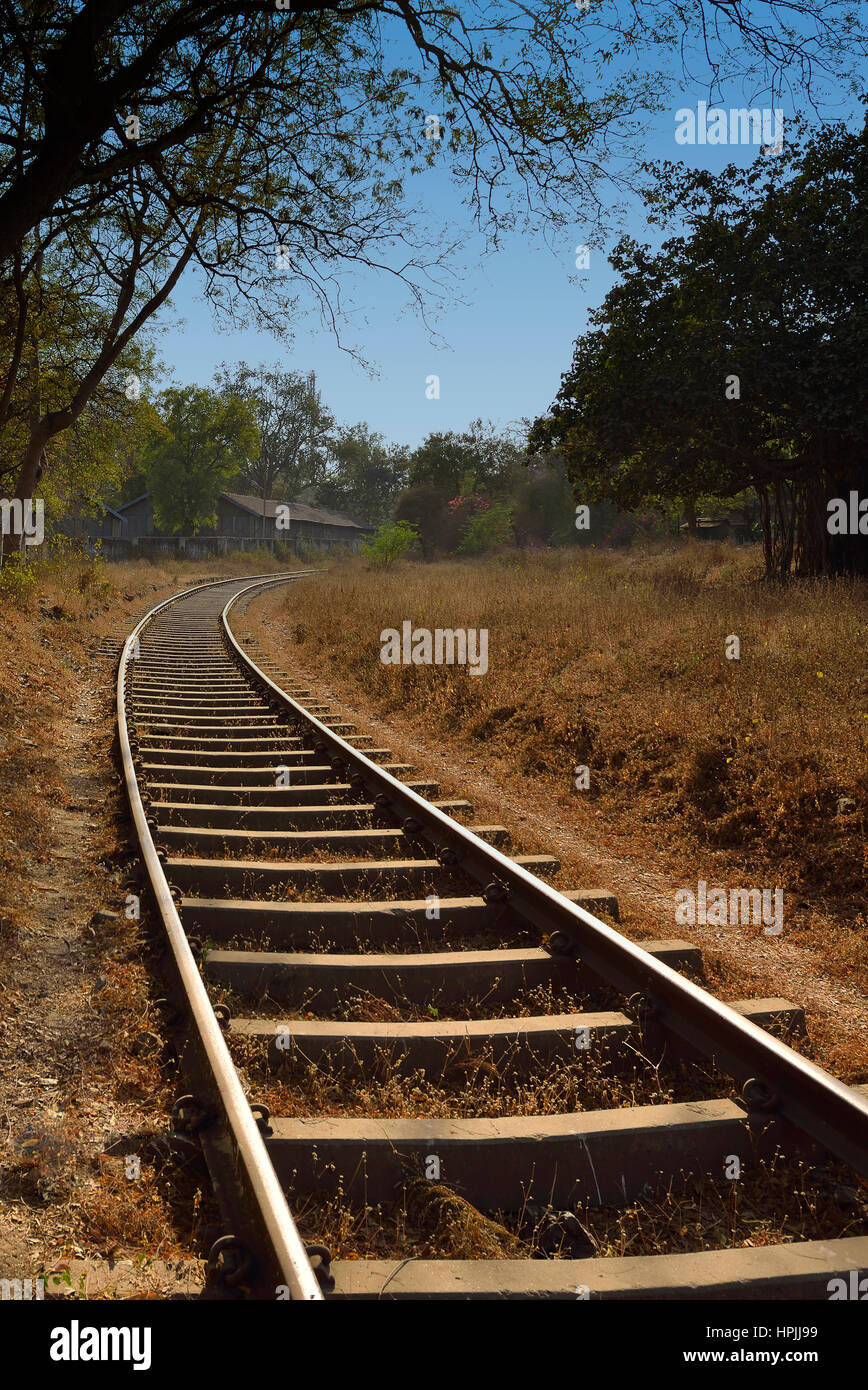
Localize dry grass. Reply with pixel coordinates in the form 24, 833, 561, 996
239, 542, 867, 989
229, 1030, 868, 1260
286, 1156, 867, 1262
0, 547, 307, 935
218, 544, 868, 1264
228, 1032, 734, 1118
0, 548, 298, 1282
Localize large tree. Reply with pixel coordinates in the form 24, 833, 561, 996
0, 249, 160, 554
0, 121, 238, 552
1, 1, 860, 269
216, 363, 335, 513
407, 419, 524, 498
531, 115, 868, 577
144, 385, 260, 533
316, 422, 408, 524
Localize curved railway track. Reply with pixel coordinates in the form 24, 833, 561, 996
118, 573, 868, 1300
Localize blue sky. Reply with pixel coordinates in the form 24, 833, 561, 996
152, 12, 865, 451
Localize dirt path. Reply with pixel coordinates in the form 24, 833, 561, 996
0, 624, 204, 1298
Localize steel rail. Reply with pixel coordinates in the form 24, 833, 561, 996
223, 578, 868, 1178
118, 571, 323, 1302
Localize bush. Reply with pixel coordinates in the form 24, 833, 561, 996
0, 551, 38, 606
458, 502, 513, 554
361, 519, 419, 567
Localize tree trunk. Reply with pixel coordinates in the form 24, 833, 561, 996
793, 445, 868, 577
683, 495, 698, 537
757, 484, 774, 577
827, 454, 868, 575
793, 469, 830, 577
773, 479, 795, 579
0, 432, 46, 564
756, 480, 795, 580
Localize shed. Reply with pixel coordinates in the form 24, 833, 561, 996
216, 493, 372, 550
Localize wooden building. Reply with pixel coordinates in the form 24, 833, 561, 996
57, 491, 372, 554
215, 493, 371, 549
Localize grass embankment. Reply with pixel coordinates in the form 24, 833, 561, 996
240, 543, 867, 992
228, 542, 867, 1262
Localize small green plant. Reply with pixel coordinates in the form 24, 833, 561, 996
0, 551, 38, 605
361, 519, 419, 568
458, 502, 513, 555
197, 937, 217, 970
43, 1268, 88, 1298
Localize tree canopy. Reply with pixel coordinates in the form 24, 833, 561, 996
316, 422, 408, 524
216, 363, 335, 504
407, 418, 524, 497
3, 0, 861, 268
3, 0, 865, 554
144, 384, 260, 532
531, 114, 868, 576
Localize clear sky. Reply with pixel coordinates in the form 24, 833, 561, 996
151, 11, 865, 451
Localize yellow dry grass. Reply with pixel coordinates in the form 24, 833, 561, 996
245, 543, 866, 973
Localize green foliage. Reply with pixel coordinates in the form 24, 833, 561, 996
531, 115, 868, 576
317, 423, 409, 525
510, 460, 578, 546
407, 420, 524, 498
457, 501, 514, 554
0, 551, 37, 605
2, 2, 865, 558
216, 364, 334, 502
293, 539, 323, 563
394, 484, 451, 559
361, 519, 419, 567
144, 386, 260, 534
0, 264, 160, 505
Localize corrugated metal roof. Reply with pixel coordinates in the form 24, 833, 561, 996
220, 493, 369, 529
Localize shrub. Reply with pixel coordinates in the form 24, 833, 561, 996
0, 552, 38, 606
361, 520, 419, 567
394, 485, 449, 559
458, 502, 514, 555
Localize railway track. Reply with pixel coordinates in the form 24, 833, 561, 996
118, 572, 868, 1300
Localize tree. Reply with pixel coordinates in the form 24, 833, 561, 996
407, 420, 524, 497
0, 0, 653, 528
45, 393, 162, 527
0, 253, 161, 556
317, 423, 408, 524
0, 135, 228, 554
144, 385, 260, 533
216, 363, 335, 516
457, 501, 514, 553
4, 1, 865, 567
2, 0, 863, 548
531, 115, 868, 577
1, 41, 433, 535
394, 482, 451, 559
2, 1, 859, 271
511, 457, 577, 547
